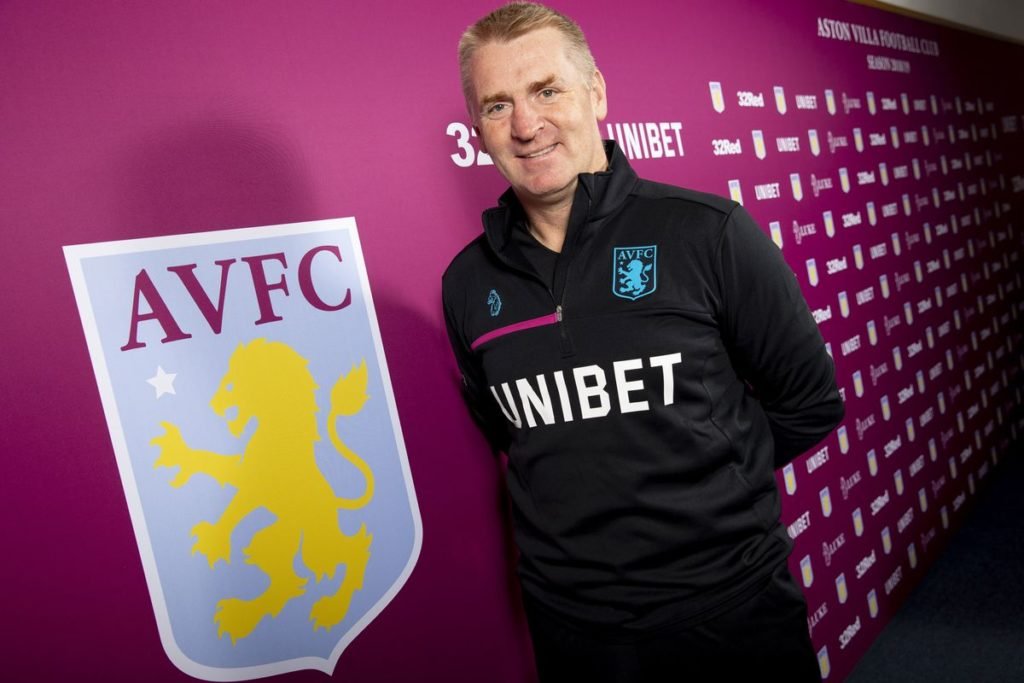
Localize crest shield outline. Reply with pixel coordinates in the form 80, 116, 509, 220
613, 245, 657, 301
709, 81, 725, 113
64, 218, 423, 681
825, 89, 837, 115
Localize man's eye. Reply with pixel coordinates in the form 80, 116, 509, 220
540, 89, 556, 98
485, 103, 509, 118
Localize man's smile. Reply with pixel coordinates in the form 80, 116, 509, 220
518, 144, 558, 159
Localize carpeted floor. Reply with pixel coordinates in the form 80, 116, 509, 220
847, 446, 1024, 682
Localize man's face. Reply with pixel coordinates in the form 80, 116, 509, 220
467, 27, 608, 209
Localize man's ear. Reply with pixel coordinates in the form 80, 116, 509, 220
591, 69, 608, 122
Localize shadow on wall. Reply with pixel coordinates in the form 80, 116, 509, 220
118, 115, 317, 237
370, 287, 536, 669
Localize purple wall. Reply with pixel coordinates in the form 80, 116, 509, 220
2, 1, 1022, 681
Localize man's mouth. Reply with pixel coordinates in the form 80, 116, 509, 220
519, 144, 557, 159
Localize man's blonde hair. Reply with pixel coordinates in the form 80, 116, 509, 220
458, 2, 597, 104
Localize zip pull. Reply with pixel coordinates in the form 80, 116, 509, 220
556, 304, 563, 321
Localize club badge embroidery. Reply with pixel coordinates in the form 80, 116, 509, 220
64, 218, 421, 681
613, 245, 657, 300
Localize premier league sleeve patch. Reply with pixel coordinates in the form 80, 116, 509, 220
64, 218, 421, 680
613, 245, 657, 300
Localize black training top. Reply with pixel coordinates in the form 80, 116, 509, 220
442, 141, 844, 629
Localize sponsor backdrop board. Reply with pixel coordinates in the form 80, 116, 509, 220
1, 1, 1021, 681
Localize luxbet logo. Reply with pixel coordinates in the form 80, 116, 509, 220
65, 219, 422, 680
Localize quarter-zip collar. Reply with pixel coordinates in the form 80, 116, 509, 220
481, 141, 640, 263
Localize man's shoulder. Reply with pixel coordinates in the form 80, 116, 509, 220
442, 233, 493, 293
632, 178, 738, 218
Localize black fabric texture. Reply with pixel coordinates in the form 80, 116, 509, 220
442, 141, 844, 629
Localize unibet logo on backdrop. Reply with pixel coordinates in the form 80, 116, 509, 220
65, 219, 421, 680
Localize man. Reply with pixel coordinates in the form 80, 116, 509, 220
442, 3, 844, 680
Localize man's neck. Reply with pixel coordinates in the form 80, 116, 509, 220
515, 143, 611, 253
523, 202, 572, 253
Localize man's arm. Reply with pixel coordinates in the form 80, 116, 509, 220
442, 295, 510, 455
715, 205, 845, 467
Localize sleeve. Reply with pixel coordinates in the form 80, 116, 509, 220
715, 204, 845, 468
442, 291, 510, 455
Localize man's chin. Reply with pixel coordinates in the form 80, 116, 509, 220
513, 177, 578, 206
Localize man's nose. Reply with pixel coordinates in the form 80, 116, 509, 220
510, 101, 542, 141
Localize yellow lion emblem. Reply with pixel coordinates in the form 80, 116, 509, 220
151, 338, 374, 643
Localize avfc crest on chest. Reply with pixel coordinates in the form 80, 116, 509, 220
613, 245, 657, 301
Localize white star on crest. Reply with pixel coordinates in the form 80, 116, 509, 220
147, 366, 177, 398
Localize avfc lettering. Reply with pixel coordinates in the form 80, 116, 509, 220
121, 245, 351, 351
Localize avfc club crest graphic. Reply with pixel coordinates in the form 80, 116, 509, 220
613, 245, 657, 300
808, 129, 821, 157
825, 89, 837, 116
64, 219, 422, 680
728, 179, 744, 205
782, 463, 797, 495
836, 425, 850, 454
837, 290, 850, 319
790, 173, 803, 201
818, 645, 831, 679
819, 486, 833, 518
805, 258, 819, 287
752, 130, 767, 160
823, 210, 835, 238
835, 573, 848, 604
800, 555, 814, 588
709, 81, 725, 113
774, 85, 787, 115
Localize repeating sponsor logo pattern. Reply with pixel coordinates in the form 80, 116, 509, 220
703, 74, 1022, 681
